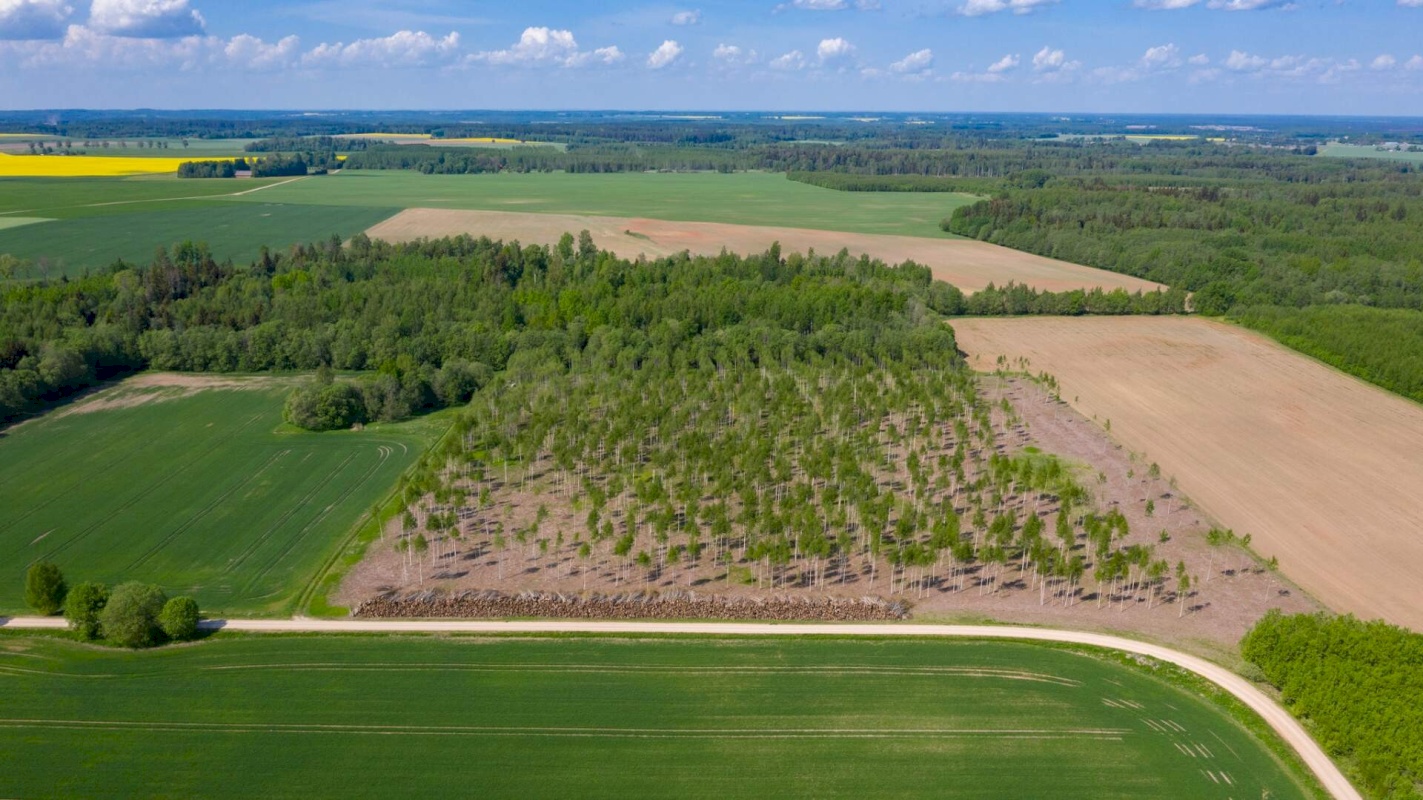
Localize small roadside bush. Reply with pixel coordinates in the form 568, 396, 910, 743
24, 561, 66, 615
158, 597, 201, 642
63, 582, 110, 641
99, 582, 168, 648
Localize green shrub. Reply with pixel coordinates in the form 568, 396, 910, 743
23, 561, 66, 615
99, 582, 168, 648
63, 582, 109, 640
158, 596, 201, 642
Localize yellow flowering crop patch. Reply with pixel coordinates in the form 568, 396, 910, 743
0, 153, 226, 177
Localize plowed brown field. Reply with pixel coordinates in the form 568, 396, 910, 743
365, 208, 1165, 295
953, 316, 1423, 632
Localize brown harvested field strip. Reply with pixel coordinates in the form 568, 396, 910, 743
365, 208, 1165, 295
953, 316, 1423, 632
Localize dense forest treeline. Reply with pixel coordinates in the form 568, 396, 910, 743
1243, 612, 1423, 799
0, 234, 1184, 425
1231, 305, 1423, 403
787, 172, 998, 194
177, 152, 339, 178
946, 175, 1423, 312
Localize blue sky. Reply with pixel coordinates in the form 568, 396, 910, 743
0, 0, 1420, 114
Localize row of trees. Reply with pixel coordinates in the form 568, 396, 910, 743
23, 562, 199, 648
1242, 611, 1423, 799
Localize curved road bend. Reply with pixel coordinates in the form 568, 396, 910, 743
1, 616, 1359, 800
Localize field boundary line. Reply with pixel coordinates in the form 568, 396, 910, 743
292, 420, 458, 616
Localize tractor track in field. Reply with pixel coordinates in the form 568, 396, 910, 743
0, 616, 1363, 800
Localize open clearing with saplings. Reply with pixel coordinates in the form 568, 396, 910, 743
366, 208, 1165, 295
952, 316, 1423, 633
0, 633, 1321, 800
0, 375, 438, 615
340, 372, 1314, 652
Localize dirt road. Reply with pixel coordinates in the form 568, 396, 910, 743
0, 614, 1360, 800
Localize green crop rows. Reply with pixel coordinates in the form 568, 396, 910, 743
0, 634, 1320, 800
0, 381, 436, 615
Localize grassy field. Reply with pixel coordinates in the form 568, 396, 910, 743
233, 171, 979, 238
0, 176, 285, 219
0, 172, 974, 275
1319, 143, 1423, 163
0, 634, 1320, 799
0, 202, 398, 276
0, 378, 438, 615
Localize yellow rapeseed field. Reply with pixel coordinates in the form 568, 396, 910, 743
0, 153, 223, 177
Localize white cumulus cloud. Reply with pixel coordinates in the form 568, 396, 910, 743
305, 30, 460, 69
1370, 54, 1396, 71
817, 36, 854, 64
0, 0, 71, 40
670, 9, 700, 24
889, 48, 932, 75
1205, 0, 1291, 9
472, 27, 621, 69
958, 0, 1057, 16
1133, 0, 1200, 8
1141, 43, 1182, 69
647, 39, 683, 69
88, 0, 204, 38
988, 53, 1020, 73
224, 33, 299, 71
1224, 49, 1266, 71
769, 49, 805, 70
712, 42, 757, 65
1407, 54, 1423, 70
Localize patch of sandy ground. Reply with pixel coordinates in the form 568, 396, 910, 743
339, 375, 1315, 651
953, 316, 1423, 633
365, 208, 1166, 296
52, 373, 281, 418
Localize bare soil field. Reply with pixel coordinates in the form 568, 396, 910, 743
953, 316, 1423, 632
365, 208, 1165, 295
339, 375, 1313, 649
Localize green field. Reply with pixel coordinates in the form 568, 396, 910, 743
0, 202, 397, 276
0, 172, 974, 276
1319, 143, 1423, 163
0, 634, 1320, 799
233, 171, 978, 238
0, 380, 437, 615
0, 176, 285, 219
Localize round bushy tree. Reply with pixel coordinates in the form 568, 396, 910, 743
99, 582, 168, 648
63, 582, 110, 641
158, 596, 200, 642
24, 561, 66, 616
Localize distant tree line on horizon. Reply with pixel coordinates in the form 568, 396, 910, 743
176, 152, 338, 179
